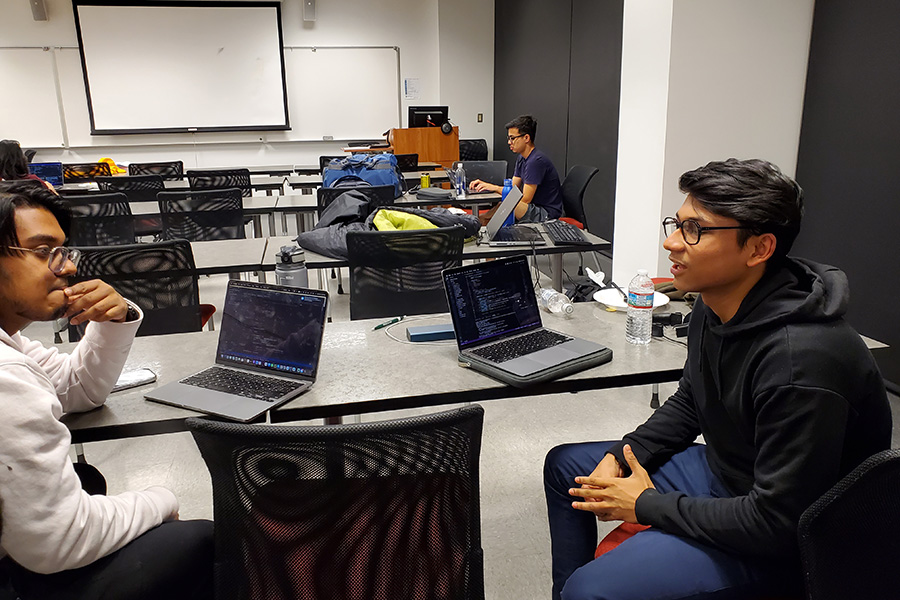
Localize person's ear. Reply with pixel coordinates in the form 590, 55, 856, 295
746, 233, 777, 267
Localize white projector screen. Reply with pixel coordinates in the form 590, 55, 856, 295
73, 1, 290, 134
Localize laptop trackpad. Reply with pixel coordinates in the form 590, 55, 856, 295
503, 341, 587, 376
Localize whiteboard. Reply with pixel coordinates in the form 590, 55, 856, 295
282, 46, 401, 141
0, 49, 65, 148
73, 1, 289, 134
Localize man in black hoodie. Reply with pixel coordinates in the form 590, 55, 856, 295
544, 159, 891, 600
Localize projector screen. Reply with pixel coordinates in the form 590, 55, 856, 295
73, 1, 290, 134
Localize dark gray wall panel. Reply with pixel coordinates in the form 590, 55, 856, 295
566, 0, 623, 242
494, 0, 572, 177
793, 0, 900, 384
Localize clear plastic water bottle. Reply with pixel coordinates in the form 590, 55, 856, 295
539, 288, 574, 316
274, 245, 308, 288
455, 163, 466, 197
501, 178, 515, 227
625, 269, 654, 344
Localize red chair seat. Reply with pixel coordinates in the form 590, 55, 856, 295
200, 304, 216, 328
560, 217, 584, 229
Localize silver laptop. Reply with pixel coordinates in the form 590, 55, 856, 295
145, 280, 329, 422
442, 256, 612, 387
481, 186, 546, 246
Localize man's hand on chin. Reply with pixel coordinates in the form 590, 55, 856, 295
64, 280, 128, 326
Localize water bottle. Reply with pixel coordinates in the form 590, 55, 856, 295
625, 269, 654, 345
539, 288, 574, 316
501, 178, 515, 227
274, 245, 308, 288
455, 163, 466, 197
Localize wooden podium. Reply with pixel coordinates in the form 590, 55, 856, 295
388, 127, 459, 168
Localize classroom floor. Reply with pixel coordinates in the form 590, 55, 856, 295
24, 251, 900, 600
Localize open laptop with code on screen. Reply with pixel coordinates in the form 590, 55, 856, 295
145, 280, 328, 422
27, 162, 64, 188
442, 255, 611, 387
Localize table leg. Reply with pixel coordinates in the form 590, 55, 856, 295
551, 255, 563, 291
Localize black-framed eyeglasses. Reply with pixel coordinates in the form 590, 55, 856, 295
661, 217, 752, 245
507, 134, 525, 142
5, 246, 81, 274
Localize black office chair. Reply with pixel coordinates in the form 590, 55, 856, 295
157, 188, 246, 241
68, 240, 209, 340
187, 168, 252, 198
346, 225, 465, 320
187, 405, 485, 600
317, 185, 395, 218
798, 448, 900, 600
394, 152, 419, 172
451, 160, 508, 187
62, 162, 112, 183
459, 139, 489, 161
318, 155, 345, 175
97, 174, 166, 237
128, 160, 184, 181
560, 165, 599, 230
63, 192, 136, 246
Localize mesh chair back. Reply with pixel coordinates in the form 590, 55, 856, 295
64, 192, 135, 246
561, 165, 599, 228
318, 155, 345, 174
96, 175, 164, 202
452, 161, 508, 187
128, 160, 184, 181
69, 240, 202, 338
317, 185, 395, 217
459, 139, 488, 161
158, 188, 246, 241
394, 153, 419, 172
346, 226, 465, 320
187, 168, 252, 198
798, 449, 900, 600
187, 405, 485, 600
62, 162, 111, 183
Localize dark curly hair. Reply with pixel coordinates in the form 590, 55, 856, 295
0, 182, 71, 257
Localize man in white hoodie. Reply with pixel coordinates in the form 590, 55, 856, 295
0, 183, 212, 599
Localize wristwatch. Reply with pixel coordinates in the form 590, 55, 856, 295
123, 305, 140, 323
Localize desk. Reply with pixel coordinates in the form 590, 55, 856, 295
292, 161, 442, 176
190, 238, 268, 276
285, 171, 449, 192
62, 307, 686, 443
131, 196, 279, 238
265, 227, 611, 292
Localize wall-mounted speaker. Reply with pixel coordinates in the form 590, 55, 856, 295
30, 0, 48, 21
303, 0, 316, 22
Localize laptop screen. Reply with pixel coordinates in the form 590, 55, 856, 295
27, 162, 64, 187
443, 255, 542, 350
215, 281, 328, 378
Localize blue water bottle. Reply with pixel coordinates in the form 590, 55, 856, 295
501, 178, 515, 227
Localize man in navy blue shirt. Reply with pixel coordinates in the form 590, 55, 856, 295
470, 115, 563, 223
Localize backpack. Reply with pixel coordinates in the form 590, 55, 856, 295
322, 153, 403, 198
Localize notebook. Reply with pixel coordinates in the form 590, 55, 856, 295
27, 162, 64, 188
442, 256, 612, 387
144, 280, 329, 422
481, 185, 546, 246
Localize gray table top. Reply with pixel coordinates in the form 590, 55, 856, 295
272, 191, 499, 213
62, 306, 686, 442
190, 238, 268, 275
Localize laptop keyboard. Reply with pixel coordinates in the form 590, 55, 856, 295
470, 329, 572, 363
181, 367, 302, 402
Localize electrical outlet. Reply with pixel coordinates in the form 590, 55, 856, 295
477, 113, 483, 123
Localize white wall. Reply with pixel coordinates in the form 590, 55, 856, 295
0, 0, 494, 168
611, 0, 814, 283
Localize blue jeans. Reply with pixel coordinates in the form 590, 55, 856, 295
543, 442, 800, 600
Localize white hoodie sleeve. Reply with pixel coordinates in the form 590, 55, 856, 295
0, 361, 178, 574
18, 302, 143, 414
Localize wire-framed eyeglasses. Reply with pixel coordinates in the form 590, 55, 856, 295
6, 246, 81, 274
507, 133, 525, 142
661, 217, 752, 246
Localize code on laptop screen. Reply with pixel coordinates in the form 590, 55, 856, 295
443, 256, 542, 349
216, 284, 327, 377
